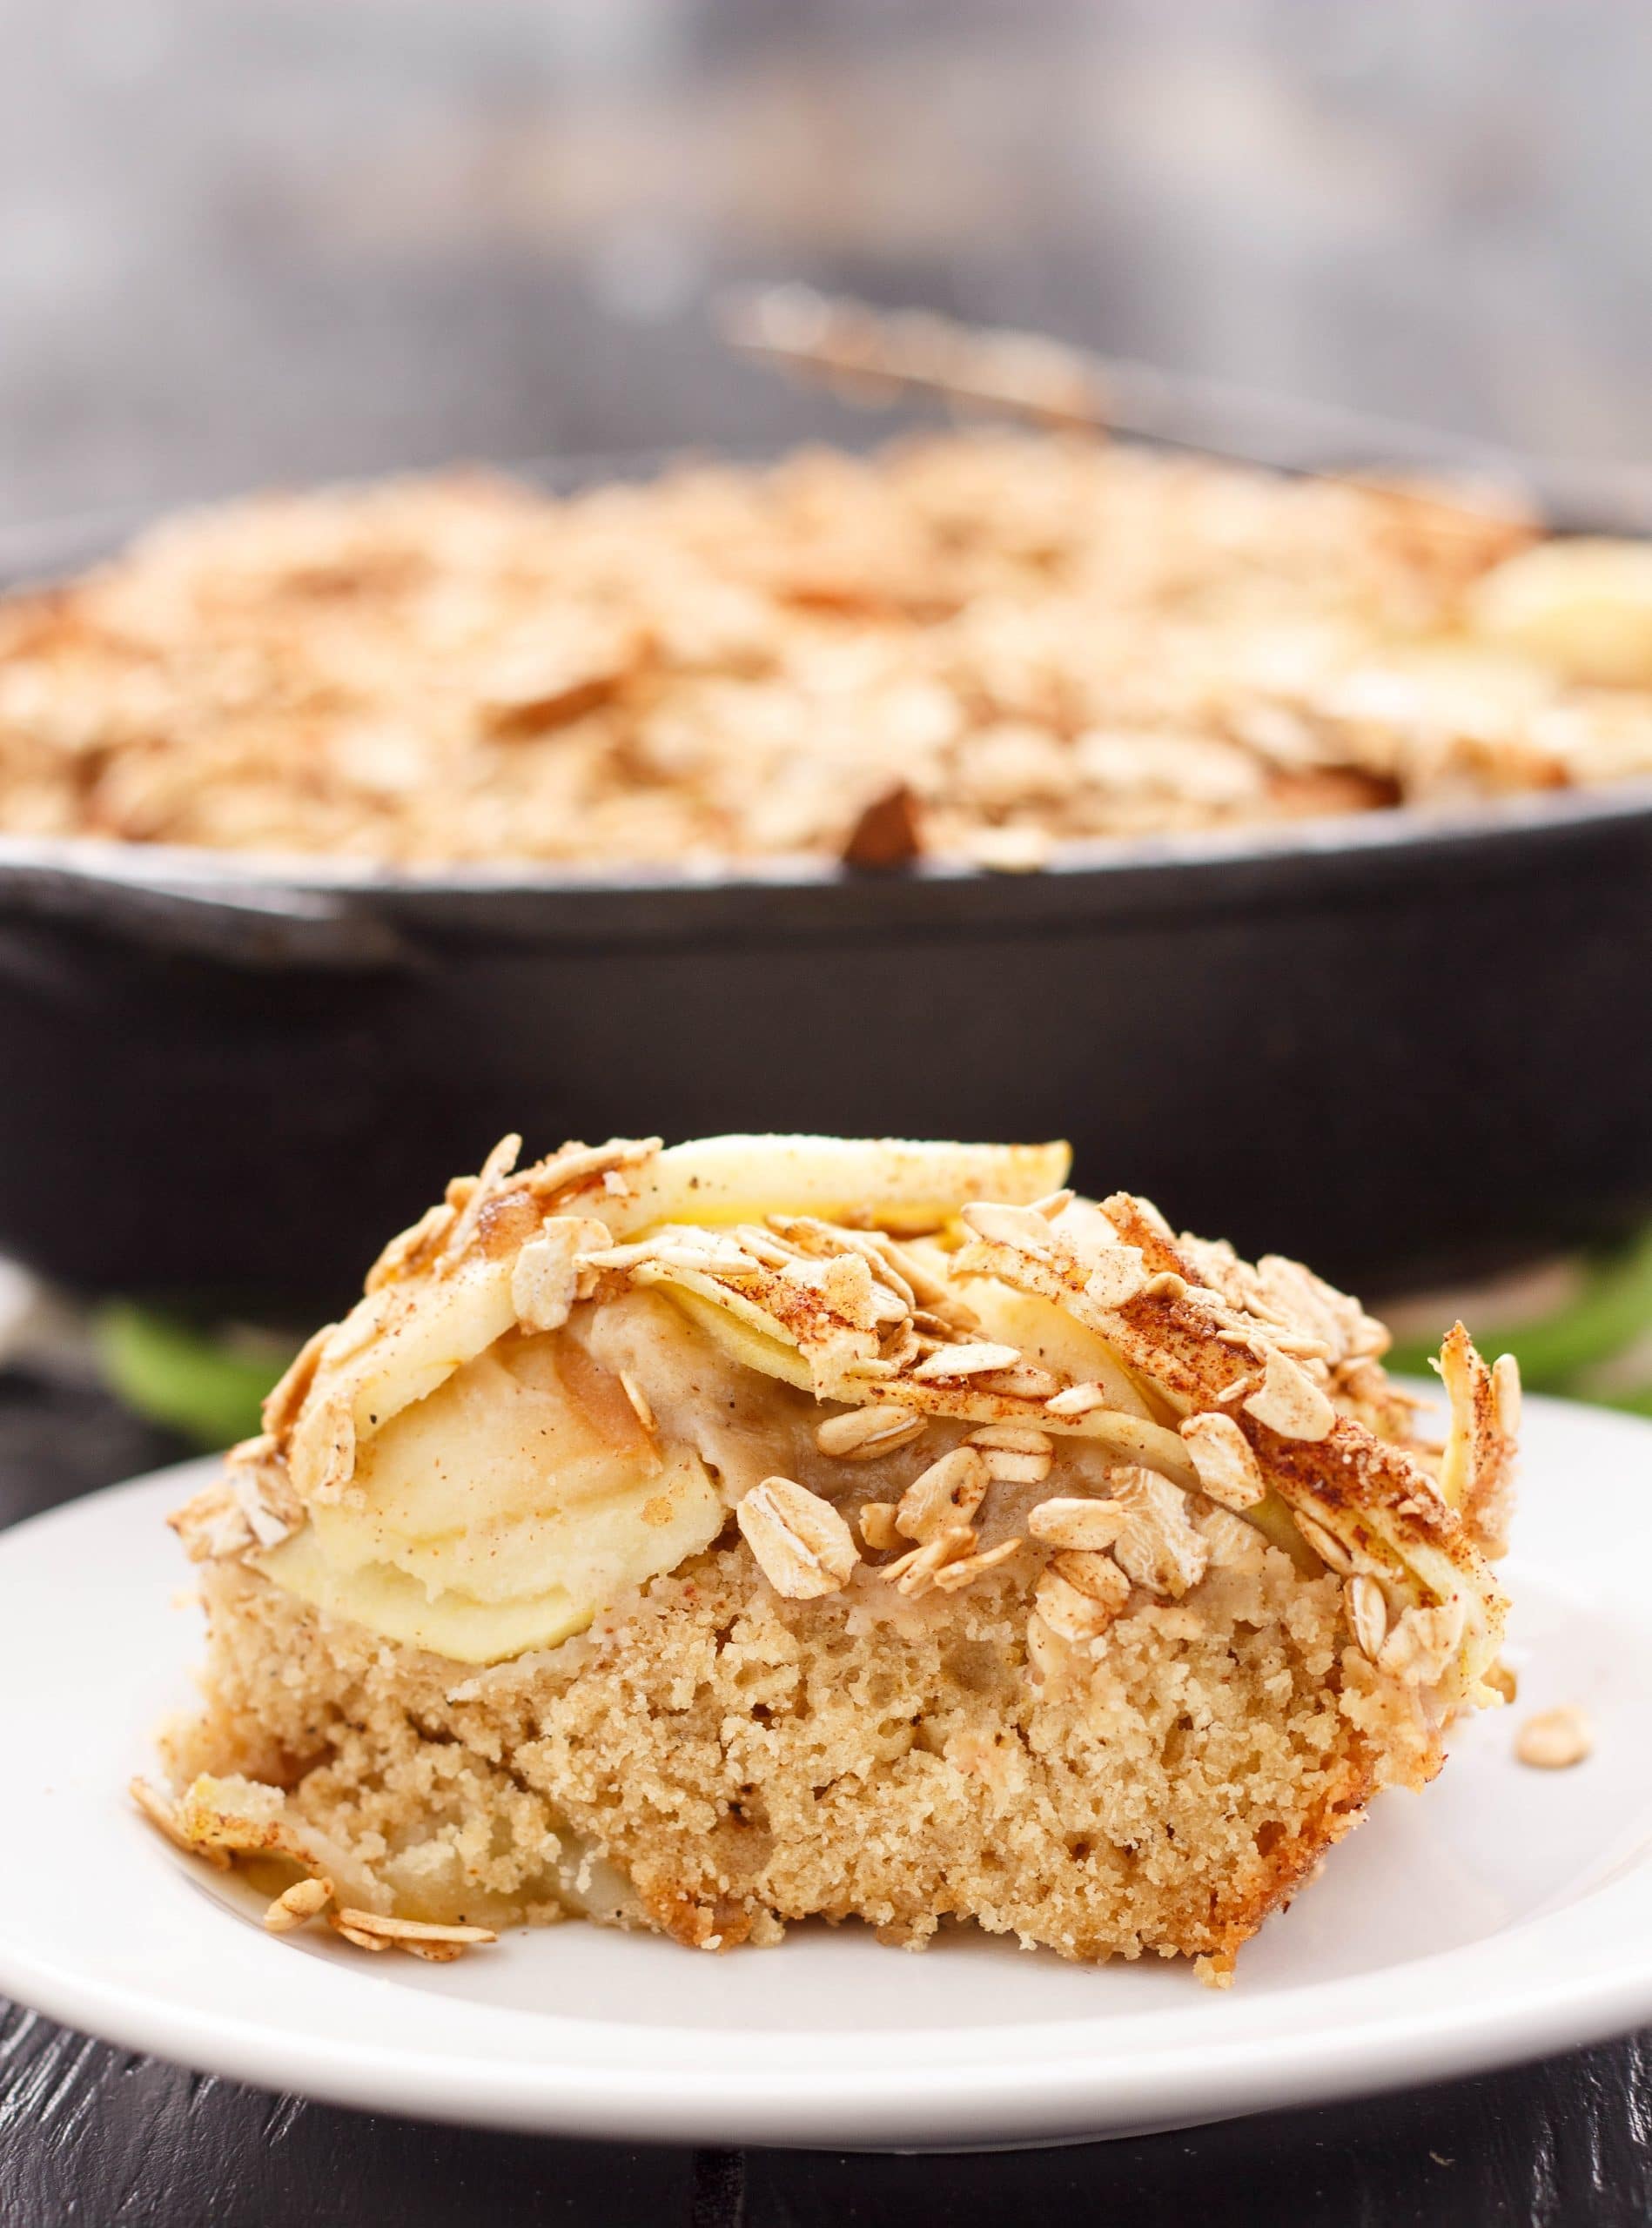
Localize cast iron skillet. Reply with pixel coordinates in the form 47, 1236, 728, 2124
3, 439, 1651, 1317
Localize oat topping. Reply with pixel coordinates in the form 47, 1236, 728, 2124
910, 1340, 1023, 1381
1032, 1560, 1127, 1644
1196, 1503, 1268, 1574
895, 1446, 991, 1541
221, 1435, 303, 1549
1028, 1498, 1129, 1552
1178, 1412, 1266, 1510
930, 1537, 1024, 1593
1294, 1513, 1358, 1576
1345, 1574, 1390, 1662
329, 1916, 391, 1953
129, 1776, 231, 1869
511, 1218, 605, 1332
960, 1201, 1057, 1255
264, 1876, 334, 1932
1098, 1469, 1211, 1600
1378, 1598, 1469, 1686
1514, 1705, 1594, 1770
1044, 1382, 1112, 1419
1080, 1250, 1152, 1309
857, 1500, 901, 1553
815, 1403, 927, 1460
330, 1909, 498, 1950
8, 432, 1643, 872
131, 1771, 500, 1960
881, 1525, 979, 1600
1241, 1347, 1337, 1442
1047, 1547, 1133, 1609
965, 1422, 1054, 1485
735, 1476, 860, 1599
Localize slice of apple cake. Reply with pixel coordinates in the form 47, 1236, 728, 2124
147, 1133, 1515, 1983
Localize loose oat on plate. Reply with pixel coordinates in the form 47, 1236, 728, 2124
141, 1132, 1517, 1984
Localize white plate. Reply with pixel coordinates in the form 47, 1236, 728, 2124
2, 1393, 1650, 2151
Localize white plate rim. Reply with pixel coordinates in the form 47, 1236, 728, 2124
1, 1399, 1649, 2151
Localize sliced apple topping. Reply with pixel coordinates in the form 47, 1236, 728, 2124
212, 1131, 1508, 1704
1469, 535, 1652, 687
1435, 1323, 1519, 1560
614, 1134, 1072, 1238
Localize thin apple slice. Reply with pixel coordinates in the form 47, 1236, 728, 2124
608, 1135, 1071, 1239
1468, 535, 1652, 686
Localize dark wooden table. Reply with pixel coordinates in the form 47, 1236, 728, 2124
1, 1371, 1649, 2228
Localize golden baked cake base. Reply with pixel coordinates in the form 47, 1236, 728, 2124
167, 1527, 1424, 1982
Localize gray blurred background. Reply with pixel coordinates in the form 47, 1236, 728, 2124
4, 0, 1650, 524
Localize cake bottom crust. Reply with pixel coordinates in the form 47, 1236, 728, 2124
165, 1540, 1442, 1980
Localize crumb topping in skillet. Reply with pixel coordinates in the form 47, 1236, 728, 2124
8, 433, 1650, 869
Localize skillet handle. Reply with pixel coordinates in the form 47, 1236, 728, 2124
0, 852, 413, 970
